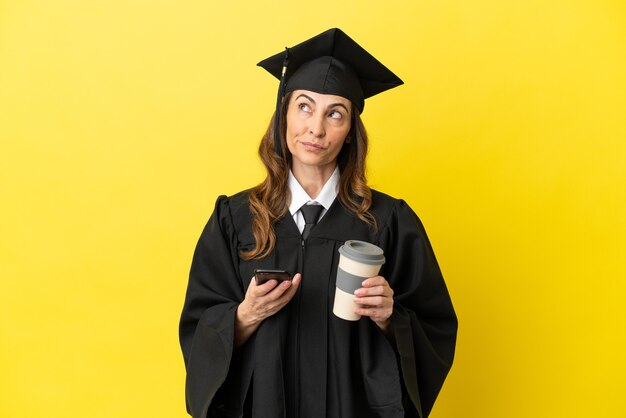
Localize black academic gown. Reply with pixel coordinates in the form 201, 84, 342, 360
179, 189, 457, 418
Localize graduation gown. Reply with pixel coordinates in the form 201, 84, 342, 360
179, 189, 457, 418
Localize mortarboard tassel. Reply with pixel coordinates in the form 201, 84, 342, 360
273, 48, 289, 158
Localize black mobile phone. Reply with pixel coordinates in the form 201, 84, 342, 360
254, 269, 292, 285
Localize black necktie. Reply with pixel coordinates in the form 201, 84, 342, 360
300, 204, 324, 240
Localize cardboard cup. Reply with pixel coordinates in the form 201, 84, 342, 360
333, 240, 385, 321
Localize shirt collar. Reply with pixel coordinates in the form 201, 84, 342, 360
288, 166, 340, 215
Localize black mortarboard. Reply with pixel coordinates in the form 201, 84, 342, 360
257, 28, 404, 157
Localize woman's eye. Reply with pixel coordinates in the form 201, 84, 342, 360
329, 110, 343, 119
298, 103, 311, 112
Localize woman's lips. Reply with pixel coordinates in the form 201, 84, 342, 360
301, 141, 325, 151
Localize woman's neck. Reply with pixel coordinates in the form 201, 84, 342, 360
291, 162, 336, 199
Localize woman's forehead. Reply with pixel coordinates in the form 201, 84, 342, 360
290, 90, 352, 106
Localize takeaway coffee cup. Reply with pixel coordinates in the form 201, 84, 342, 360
333, 240, 386, 321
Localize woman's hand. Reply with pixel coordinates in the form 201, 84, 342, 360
354, 275, 394, 333
234, 273, 302, 346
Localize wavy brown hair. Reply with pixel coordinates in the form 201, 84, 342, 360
242, 92, 376, 260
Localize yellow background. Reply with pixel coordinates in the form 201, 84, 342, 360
1, 0, 625, 416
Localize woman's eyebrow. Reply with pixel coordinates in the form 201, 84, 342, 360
296, 94, 350, 114
296, 93, 315, 103
330, 103, 349, 113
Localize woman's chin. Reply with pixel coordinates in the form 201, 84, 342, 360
292, 155, 334, 169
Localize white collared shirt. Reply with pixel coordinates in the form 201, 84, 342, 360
288, 166, 340, 234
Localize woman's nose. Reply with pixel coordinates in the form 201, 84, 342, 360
308, 113, 325, 138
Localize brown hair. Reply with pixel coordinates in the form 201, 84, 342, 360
242, 92, 376, 260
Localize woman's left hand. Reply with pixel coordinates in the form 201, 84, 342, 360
354, 275, 394, 332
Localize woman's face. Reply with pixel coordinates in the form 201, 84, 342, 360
285, 90, 352, 171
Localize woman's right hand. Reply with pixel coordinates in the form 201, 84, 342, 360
234, 273, 302, 346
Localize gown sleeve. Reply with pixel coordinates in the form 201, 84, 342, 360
378, 199, 458, 418
179, 196, 244, 418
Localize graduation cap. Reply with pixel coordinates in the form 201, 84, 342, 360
257, 28, 404, 157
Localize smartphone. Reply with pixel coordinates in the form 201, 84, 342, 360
254, 269, 292, 285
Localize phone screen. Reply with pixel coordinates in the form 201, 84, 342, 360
254, 269, 292, 285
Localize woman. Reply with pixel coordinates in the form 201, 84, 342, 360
180, 28, 457, 418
